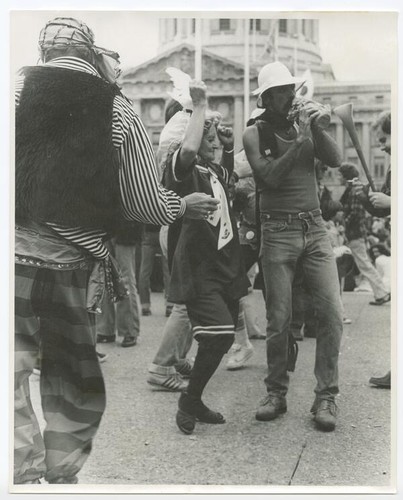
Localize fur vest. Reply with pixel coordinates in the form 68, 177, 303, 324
15, 65, 122, 233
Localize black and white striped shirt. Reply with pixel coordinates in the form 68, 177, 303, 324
15, 57, 186, 258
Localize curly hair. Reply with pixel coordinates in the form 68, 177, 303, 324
339, 162, 359, 181
372, 111, 391, 135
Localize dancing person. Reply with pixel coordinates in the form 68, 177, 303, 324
14, 17, 218, 484
243, 61, 343, 431
338, 162, 390, 306
353, 111, 392, 389
163, 80, 249, 434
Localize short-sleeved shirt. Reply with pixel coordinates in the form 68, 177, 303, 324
163, 149, 249, 303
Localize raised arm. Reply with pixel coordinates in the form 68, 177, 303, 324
243, 109, 313, 189
312, 123, 342, 168
176, 80, 207, 177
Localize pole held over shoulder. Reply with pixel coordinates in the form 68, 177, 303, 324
333, 103, 376, 192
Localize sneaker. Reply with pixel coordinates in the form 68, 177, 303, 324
121, 335, 137, 348
226, 344, 254, 370
369, 293, 391, 306
96, 351, 108, 363
369, 371, 391, 388
342, 317, 352, 325
176, 359, 193, 379
255, 393, 287, 421
311, 397, 338, 432
147, 372, 188, 392
142, 308, 151, 316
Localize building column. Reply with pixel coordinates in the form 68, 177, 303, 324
186, 18, 193, 37
336, 123, 344, 159
234, 96, 244, 153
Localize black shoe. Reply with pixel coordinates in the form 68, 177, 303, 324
121, 335, 137, 348
96, 351, 108, 363
176, 392, 225, 434
369, 293, 391, 306
176, 409, 196, 435
165, 305, 173, 317
142, 308, 151, 316
48, 475, 78, 484
369, 371, 391, 388
255, 393, 287, 421
311, 396, 338, 432
18, 478, 41, 484
291, 328, 304, 341
97, 334, 115, 343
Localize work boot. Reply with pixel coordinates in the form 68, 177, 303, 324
255, 393, 287, 421
311, 396, 338, 432
369, 371, 391, 388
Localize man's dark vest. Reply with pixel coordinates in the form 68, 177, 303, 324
254, 119, 280, 160
16, 66, 122, 234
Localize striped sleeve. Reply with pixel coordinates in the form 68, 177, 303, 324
45, 224, 109, 259
113, 96, 186, 225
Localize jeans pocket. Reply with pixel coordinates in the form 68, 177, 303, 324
262, 220, 288, 233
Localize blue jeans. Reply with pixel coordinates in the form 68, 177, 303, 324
260, 213, 343, 397
149, 304, 193, 375
96, 240, 140, 339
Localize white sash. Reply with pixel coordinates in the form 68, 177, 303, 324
205, 167, 234, 250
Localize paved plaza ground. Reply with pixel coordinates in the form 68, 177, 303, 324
25, 290, 394, 495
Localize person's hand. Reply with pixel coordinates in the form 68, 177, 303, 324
303, 102, 331, 130
217, 125, 234, 151
351, 180, 369, 202
189, 80, 207, 108
296, 108, 314, 144
183, 192, 219, 219
368, 192, 391, 210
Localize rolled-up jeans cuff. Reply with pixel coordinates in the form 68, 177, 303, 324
148, 363, 177, 376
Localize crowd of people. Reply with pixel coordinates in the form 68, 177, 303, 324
13, 17, 392, 485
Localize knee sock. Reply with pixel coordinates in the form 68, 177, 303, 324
186, 334, 234, 400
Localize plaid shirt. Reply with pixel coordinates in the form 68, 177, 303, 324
340, 185, 368, 241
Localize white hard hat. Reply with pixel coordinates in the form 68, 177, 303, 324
253, 62, 305, 98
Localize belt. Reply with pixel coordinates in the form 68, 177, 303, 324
261, 208, 322, 223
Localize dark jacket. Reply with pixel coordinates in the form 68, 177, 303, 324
16, 65, 122, 234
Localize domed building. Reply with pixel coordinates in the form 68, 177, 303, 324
120, 17, 390, 189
